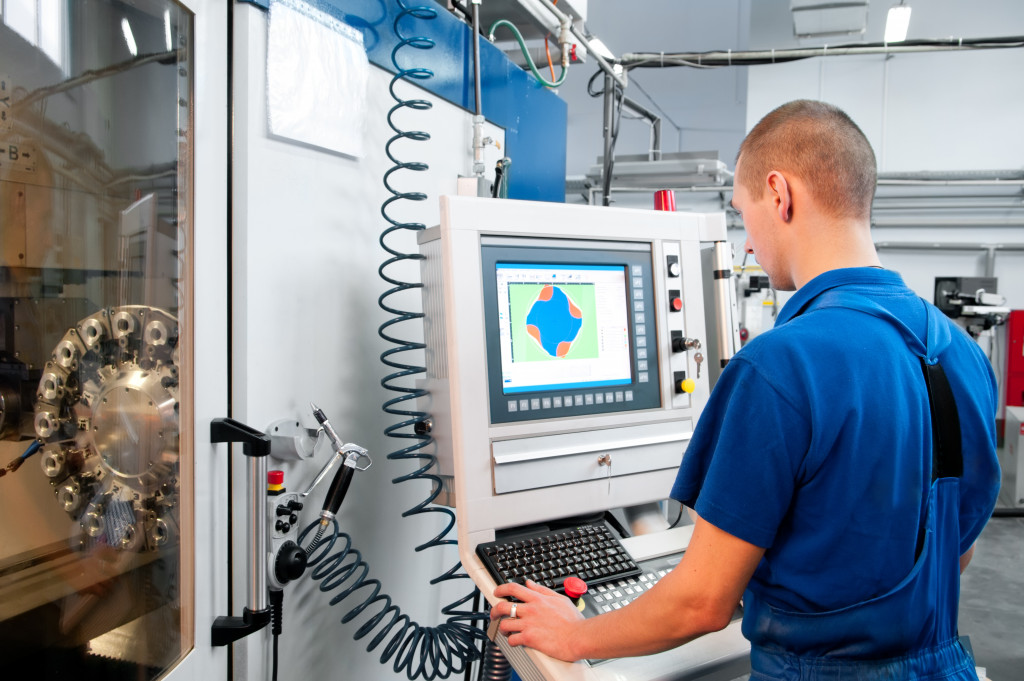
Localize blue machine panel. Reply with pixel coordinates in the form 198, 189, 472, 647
240, 0, 568, 202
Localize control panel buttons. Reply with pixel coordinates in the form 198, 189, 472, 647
679, 379, 696, 394
666, 255, 680, 278
674, 371, 695, 394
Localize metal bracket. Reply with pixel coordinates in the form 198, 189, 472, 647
266, 417, 317, 461
211, 607, 272, 647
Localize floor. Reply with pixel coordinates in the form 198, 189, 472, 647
957, 469, 1024, 681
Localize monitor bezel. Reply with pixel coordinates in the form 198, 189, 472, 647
481, 241, 661, 425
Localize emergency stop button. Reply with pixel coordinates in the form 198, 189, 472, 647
564, 576, 588, 611
564, 576, 588, 599
669, 289, 682, 311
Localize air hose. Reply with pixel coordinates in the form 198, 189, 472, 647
301, 518, 483, 680
301, 2, 487, 679
489, 19, 568, 88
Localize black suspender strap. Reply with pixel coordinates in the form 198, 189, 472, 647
919, 358, 964, 482
915, 359, 963, 561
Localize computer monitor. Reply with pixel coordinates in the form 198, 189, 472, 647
420, 196, 727, 551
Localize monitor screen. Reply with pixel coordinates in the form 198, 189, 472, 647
495, 263, 632, 394
481, 241, 662, 424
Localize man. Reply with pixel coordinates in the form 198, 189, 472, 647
490, 100, 1000, 680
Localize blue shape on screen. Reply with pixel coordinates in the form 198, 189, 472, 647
525, 286, 583, 358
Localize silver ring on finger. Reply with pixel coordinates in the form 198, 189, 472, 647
509, 603, 518, 619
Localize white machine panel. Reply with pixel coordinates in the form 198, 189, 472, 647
419, 196, 747, 681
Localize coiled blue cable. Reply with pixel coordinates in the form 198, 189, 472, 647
301, 519, 483, 680
303, 3, 486, 679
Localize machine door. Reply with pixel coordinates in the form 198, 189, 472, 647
0, 0, 229, 678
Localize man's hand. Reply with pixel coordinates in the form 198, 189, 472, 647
490, 580, 586, 662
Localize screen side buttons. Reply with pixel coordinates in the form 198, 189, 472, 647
669, 289, 682, 311
666, 255, 680, 277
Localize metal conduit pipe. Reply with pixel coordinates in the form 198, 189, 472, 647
620, 36, 1024, 67
591, 177, 1023, 195
471, 0, 485, 176
620, 94, 662, 161
472, 0, 482, 116
601, 73, 616, 207
873, 203, 1024, 211
874, 242, 1024, 278
874, 242, 1024, 251
871, 217, 1024, 227
878, 179, 1024, 187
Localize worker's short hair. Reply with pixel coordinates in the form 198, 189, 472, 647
737, 100, 877, 221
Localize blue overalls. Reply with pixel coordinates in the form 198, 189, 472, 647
744, 292, 978, 681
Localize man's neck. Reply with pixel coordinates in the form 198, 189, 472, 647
792, 217, 880, 289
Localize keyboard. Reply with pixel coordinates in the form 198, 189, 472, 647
476, 520, 642, 593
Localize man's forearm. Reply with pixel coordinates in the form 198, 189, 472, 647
568, 577, 732, 660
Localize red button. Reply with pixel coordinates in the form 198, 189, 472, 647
268, 470, 284, 486
563, 576, 588, 599
671, 298, 683, 311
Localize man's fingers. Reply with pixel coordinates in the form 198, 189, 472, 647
493, 581, 536, 602
499, 615, 526, 635
524, 579, 560, 596
489, 598, 526, 620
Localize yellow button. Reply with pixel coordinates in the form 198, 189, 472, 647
679, 378, 696, 394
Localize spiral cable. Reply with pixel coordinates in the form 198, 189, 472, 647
480, 640, 513, 681
301, 519, 483, 680
302, 3, 486, 679
378, 0, 444, 558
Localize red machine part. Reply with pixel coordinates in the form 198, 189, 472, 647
653, 189, 676, 212
1007, 310, 1024, 407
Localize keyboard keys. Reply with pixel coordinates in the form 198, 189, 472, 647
476, 520, 641, 593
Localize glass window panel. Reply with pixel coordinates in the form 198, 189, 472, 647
39, 0, 64, 70
5, 0, 37, 45
0, 1, 193, 678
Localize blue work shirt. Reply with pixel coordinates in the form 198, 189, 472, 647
671, 267, 999, 632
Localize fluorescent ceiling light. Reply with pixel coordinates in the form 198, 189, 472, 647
884, 5, 912, 43
121, 17, 138, 57
164, 10, 172, 51
790, 1, 868, 40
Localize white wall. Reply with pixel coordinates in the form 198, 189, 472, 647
230, 5, 504, 680
746, 0, 1024, 308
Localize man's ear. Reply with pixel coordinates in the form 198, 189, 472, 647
766, 171, 792, 223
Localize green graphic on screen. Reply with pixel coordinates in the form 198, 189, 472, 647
508, 283, 599, 362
